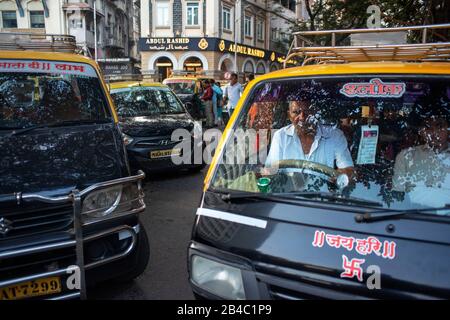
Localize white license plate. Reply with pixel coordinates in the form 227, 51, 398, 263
150, 148, 181, 159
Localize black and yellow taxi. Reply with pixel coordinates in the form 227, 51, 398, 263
188, 25, 450, 299
0, 34, 149, 300
163, 75, 214, 120
109, 81, 205, 173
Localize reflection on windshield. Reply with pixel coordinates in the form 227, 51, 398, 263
0, 71, 110, 129
110, 87, 184, 117
211, 76, 450, 214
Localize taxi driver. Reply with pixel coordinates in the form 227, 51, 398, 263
265, 99, 354, 179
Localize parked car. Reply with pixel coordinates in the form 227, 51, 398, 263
188, 25, 450, 300
0, 35, 149, 300
109, 81, 205, 173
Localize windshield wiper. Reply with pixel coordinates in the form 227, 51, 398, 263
216, 189, 286, 203
8, 119, 111, 136
355, 204, 450, 223
213, 188, 383, 208
285, 191, 384, 208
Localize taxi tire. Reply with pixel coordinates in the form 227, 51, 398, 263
113, 223, 150, 283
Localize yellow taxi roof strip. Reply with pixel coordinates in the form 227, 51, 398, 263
256, 62, 450, 81
109, 82, 166, 89
0, 50, 95, 66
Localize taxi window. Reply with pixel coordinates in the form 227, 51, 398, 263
164, 79, 196, 94
211, 76, 450, 214
110, 87, 184, 117
0, 59, 111, 129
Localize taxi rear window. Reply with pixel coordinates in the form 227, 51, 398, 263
0, 59, 112, 130
211, 75, 450, 214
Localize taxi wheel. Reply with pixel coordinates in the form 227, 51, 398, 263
113, 223, 150, 283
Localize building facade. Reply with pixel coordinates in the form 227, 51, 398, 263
139, 0, 309, 82
0, 0, 141, 76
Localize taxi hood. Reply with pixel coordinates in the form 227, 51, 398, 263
119, 113, 195, 137
0, 123, 128, 195
193, 191, 450, 299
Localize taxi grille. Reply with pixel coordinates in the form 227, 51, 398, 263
134, 137, 186, 148
0, 204, 73, 241
255, 270, 372, 300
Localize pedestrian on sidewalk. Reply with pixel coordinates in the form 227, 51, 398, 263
201, 79, 214, 128
210, 79, 223, 127
222, 73, 243, 125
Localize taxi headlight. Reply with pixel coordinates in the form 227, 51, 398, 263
122, 133, 134, 146
82, 186, 122, 218
191, 255, 245, 300
82, 184, 143, 219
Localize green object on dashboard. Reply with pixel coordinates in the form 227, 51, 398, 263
257, 177, 271, 193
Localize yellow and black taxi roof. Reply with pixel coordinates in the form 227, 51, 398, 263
109, 81, 168, 90
164, 75, 214, 81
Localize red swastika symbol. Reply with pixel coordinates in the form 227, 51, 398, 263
340, 254, 365, 282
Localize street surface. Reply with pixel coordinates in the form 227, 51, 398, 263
90, 168, 207, 300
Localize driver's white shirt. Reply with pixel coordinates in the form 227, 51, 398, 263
265, 124, 354, 169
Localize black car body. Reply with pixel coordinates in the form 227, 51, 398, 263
0, 51, 149, 300
109, 82, 204, 173
188, 63, 450, 300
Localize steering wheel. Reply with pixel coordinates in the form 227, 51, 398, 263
272, 159, 337, 176
270, 159, 350, 189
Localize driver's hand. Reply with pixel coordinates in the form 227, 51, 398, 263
260, 167, 278, 176
335, 167, 355, 183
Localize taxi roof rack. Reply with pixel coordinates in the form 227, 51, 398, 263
284, 23, 450, 67
0, 32, 77, 53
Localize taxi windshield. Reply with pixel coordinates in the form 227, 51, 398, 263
164, 80, 196, 94
110, 86, 185, 117
211, 75, 450, 214
0, 59, 111, 130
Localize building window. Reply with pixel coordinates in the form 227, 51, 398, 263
70, 19, 83, 29
278, 0, 296, 11
156, 1, 170, 27
186, 2, 199, 26
243, 60, 254, 73
244, 16, 252, 37
256, 20, 264, 41
271, 27, 279, 40
222, 7, 231, 31
2, 11, 17, 28
30, 11, 45, 28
